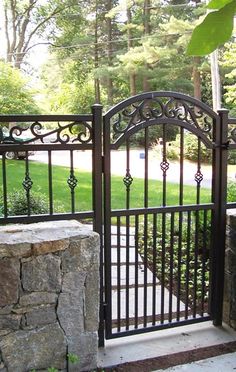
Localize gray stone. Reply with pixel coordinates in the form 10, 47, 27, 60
19, 292, 58, 306
0, 330, 13, 338
22, 254, 61, 292
0, 306, 13, 315
62, 271, 86, 294
0, 314, 21, 331
0, 242, 31, 259
0, 362, 7, 372
0, 259, 20, 306
25, 305, 56, 327
57, 272, 86, 335
84, 270, 99, 332
62, 233, 99, 273
0, 323, 67, 372
57, 292, 85, 336
68, 332, 98, 372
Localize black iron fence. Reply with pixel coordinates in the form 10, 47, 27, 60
1, 92, 236, 346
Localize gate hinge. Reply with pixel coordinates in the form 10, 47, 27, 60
213, 141, 230, 149
102, 156, 105, 173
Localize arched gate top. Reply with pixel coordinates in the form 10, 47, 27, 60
104, 91, 219, 148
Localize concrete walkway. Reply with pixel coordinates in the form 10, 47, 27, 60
98, 322, 236, 369
154, 352, 236, 371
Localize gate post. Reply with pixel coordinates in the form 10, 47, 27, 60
91, 104, 104, 346
212, 109, 229, 326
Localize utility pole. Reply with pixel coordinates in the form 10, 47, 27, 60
210, 49, 221, 111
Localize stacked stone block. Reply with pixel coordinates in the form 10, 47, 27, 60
224, 211, 236, 330
0, 220, 99, 372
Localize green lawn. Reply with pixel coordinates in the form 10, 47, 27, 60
0, 159, 212, 213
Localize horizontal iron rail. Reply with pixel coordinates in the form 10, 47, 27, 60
0, 211, 94, 225
226, 203, 236, 209
228, 118, 236, 125
0, 114, 93, 122
0, 143, 93, 151
110, 203, 214, 217
106, 316, 211, 339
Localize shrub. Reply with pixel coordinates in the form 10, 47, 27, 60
227, 181, 236, 202
2, 189, 49, 216
228, 150, 236, 165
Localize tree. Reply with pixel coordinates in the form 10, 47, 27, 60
3, 0, 80, 69
187, 0, 236, 56
0, 61, 39, 114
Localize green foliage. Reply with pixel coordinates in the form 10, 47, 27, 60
161, 133, 212, 163
228, 150, 236, 165
138, 211, 211, 307
227, 180, 236, 202
0, 61, 39, 115
187, 0, 236, 55
67, 352, 80, 364
184, 133, 212, 163
2, 189, 49, 216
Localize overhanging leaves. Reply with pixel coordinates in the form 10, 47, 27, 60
187, 1, 236, 56
207, 0, 235, 10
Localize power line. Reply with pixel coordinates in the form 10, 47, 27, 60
6, 30, 193, 56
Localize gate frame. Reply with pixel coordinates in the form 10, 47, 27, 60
99, 91, 229, 346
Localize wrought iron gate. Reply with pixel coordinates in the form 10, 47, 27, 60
101, 92, 228, 344
0, 91, 229, 347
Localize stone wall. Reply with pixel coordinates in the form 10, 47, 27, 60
224, 210, 236, 330
0, 220, 100, 372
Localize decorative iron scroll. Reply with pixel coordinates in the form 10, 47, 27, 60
1, 121, 92, 144
123, 172, 133, 189
22, 172, 33, 191
111, 97, 213, 143
67, 172, 78, 191
194, 170, 203, 185
229, 126, 236, 145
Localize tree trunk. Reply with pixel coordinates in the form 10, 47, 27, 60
193, 57, 201, 101
127, 5, 136, 96
94, 0, 101, 103
143, 0, 151, 92
107, 0, 113, 105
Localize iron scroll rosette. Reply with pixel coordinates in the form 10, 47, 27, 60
2, 121, 92, 144
106, 92, 216, 147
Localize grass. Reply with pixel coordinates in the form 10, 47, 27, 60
0, 159, 212, 214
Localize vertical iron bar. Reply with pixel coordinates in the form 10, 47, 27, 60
161, 212, 166, 324
162, 125, 167, 206
193, 209, 199, 318
134, 214, 139, 329
161, 124, 167, 323
152, 213, 157, 325
125, 139, 131, 330
169, 212, 175, 323
25, 151, 31, 216
177, 211, 183, 321
185, 211, 191, 319
179, 127, 184, 206
2, 154, 7, 218
92, 104, 104, 346
70, 150, 75, 213
143, 128, 149, 327
176, 129, 184, 320
196, 138, 201, 205
201, 209, 208, 316
117, 217, 121, 332
48, 150, 53, 215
